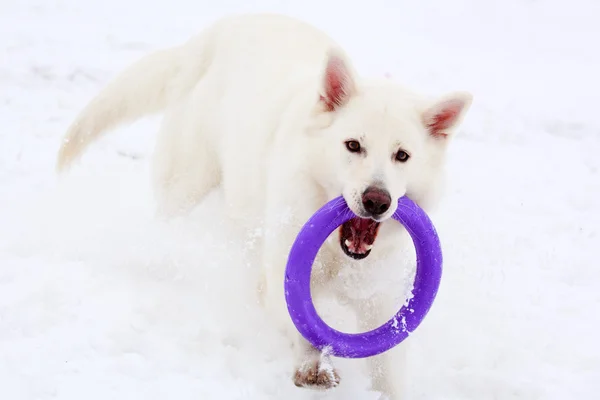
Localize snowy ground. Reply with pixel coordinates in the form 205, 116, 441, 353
1, 0, 599, 399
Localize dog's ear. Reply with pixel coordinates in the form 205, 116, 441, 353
318, 49, 356, 112
422, 91, 473, 138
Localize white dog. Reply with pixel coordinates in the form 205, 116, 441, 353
56, 13, 472, 399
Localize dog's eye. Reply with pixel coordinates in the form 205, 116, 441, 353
345, 140, 361, 153
395, 150, 410, 162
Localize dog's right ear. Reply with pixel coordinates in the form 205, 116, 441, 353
318, 49, 356, 112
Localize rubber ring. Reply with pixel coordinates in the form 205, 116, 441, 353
284, 195, 443, 358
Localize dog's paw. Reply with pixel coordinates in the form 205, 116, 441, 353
293, 355, 340, 390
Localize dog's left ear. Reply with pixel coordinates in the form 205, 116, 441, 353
318, 49, 356, 112
422, 91, 473, 139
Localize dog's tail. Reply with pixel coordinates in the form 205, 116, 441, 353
56, 38, 210, 172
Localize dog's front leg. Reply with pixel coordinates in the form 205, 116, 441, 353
262, 227, 341, 390
355, 297, 408, 400
259, 179, 341, 390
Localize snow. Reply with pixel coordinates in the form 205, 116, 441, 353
1, 0, 599, 399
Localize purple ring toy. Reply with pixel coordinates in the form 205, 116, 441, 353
284, 195, 442, 358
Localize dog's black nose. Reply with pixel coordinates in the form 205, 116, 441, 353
361, 187, 391, 216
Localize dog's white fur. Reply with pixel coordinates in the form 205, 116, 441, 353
56, 13, 472, 399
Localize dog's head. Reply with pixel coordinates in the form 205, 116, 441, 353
306, 49, 472, 260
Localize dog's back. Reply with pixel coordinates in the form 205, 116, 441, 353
55, 14, 343, 173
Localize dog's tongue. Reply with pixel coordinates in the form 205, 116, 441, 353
341, 217, 380, 254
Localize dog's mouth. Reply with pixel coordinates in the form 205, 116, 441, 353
339, 217, 381, 260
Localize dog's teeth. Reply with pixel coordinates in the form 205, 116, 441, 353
345, 239, 352, 248
365, 244, 373, 251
